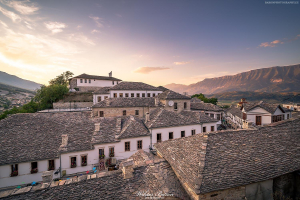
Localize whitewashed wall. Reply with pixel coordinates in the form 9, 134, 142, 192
93, 94, 110, 104
109, 90, 162, 98
0, 159, 60, 188
246, 107, 271, 125
76, 79, 117, 87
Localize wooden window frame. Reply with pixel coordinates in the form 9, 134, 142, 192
131, 93, 135, 97
81, 155, 87, 166
123, 110, 126, 116
125, 142, 130, 151
99, 111, 104, 117
157, 133, 162, 143
191, 129, 195, 135
137, 93, 140, 97
135, 110, 139, 116
70, 157, 77, 168
147, 93, 151, 97
119, 93, 123, 98
137, 140, 142, 149
125, 93, 129, 97
109, 147, 114, 157
48, 160, 55, 171
142, 93, 145, 97
211, 126, 214, 132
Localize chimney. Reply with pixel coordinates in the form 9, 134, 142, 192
121, 159, 134, 179
109, 71, 112, 77
95, 123, 100, 132
61, 134, 68, 147
116, 118, 122, 133
145, 112, 150, 122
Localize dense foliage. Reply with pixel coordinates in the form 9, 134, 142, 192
191, 93, 218, 105
0, 71, 73, 120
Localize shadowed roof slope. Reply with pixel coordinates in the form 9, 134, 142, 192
243, 101, 285, 114
92, 97, 163, 108
0, 112, 96, 166
226, 105, 243, 118
155, 117, 300, 194
71, 73, 121, 81
191, 102, 223, 112
93, 86, 111, 94
158, 90, 190, 100
110, 81, 161, 91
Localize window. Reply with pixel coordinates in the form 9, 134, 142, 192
210, 114, 214, 118
81, 155, 87, 166
203, 127, 206, 132
119, 93, 123, 98
243, 113, 247, 120
131, 93, 135, 97
137, 140, 142, 149
116, 81, 118, 84
287, 114, 290, 119
80, 79, 83, 83
99, 111, 104, 117
181, 131, 185, 138
70, 157, 76, 168
114, 93, 117, 98
152, 93, 155, 97
112, 81, 115, 85
125, 142, 130, 151
109, 147, 114, 157
217, 114, 221, 120
99, 149, 105, 159
135, 110, 139, 116
89, 79, 91, 83
211, 126, 215, 132
256, 116, 262, 125
123, 110, 126, 116
85, 79, 87, 83
11, 164, 18, 177
157, 133, 162, 143
142, 93, 145, 97
31, 162, 38, 173
205, 113, 209, 115
191, 129, 195, 135
147, 93, 151, 97
125, 93, 129, 97
169, 132, 173, 140
97, 96, 101, 102
137, 93, 140, 97
48, 160, 55, 170
184, 102, 187, 109
104, 96, 108, 99
174, 103, 178, 110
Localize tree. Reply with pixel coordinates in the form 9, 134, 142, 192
49, 71, 74, 85
191, 93, 218, 105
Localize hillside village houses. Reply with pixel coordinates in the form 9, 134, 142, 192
225, 98, 292, 129
0, 73, 219, 188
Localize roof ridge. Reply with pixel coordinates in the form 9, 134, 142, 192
117, 117, 134, 138
196, 133, 209, 194
148, 108, 164, 128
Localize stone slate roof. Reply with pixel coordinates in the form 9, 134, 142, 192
110, 81, 161, 91
0, 112, 97, 166
155, 117, 300, 194
91, 116, 150, 144
92, 97, 163, 108
158, 90, 191, 100
157, 86, 169, 92
243, 101, 285, 114
190, 97, 202, 103
71, 73, 121, 81
93, 86, 111, 94
226, 105, 243, 119
190, 102, 223, 112
1, 152, 190, 200
145, 108, 215, 129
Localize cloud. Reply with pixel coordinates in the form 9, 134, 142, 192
0, 0, 39, 15
0, 6, 21, 22
259, 34, 300, 48
134, 66, 170, 74
68, 33, 95, 46
91, 29, 100, 34
174, 61, 190, 65
44, 21, 66, 33
76, 25, 82, 30
89, 15, 104, 28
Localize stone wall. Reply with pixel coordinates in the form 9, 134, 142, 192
273, 172, 300, 200
197, 186, 246, 200
161, 99, 190, 113
69, 79, 77, 89
53, 102, 93, 109
76, 86, 103, 92
92, 106, 157, 117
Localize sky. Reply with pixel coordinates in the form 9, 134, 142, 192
0, 0, 299, 86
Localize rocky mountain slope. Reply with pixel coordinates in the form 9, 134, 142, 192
0, 71, 41, 91
165, 64, 300, 95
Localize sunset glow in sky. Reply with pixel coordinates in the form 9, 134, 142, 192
0, 0, 299, 86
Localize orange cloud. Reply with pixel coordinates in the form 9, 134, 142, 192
134, 67, 170, 74
174, 61, 190, 65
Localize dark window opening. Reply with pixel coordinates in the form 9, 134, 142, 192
48, 160, 55, 170
100, 111, 104, 117
80, 79, 83, 83
85, 79, 87, 83
135, 110, 139, 116
81, 156, 87, 166
71, 157, 76, 168
174, 103, 178, 110
169, 132, 173, 140
112, 81, 114, 85
142, 93, 145, 97
152, 93, 155, 97
31, 162, 38, 173
157, 133, 162, 143
211, 126, 215, 132
210, 114, 214, 118
97, 96, 101, 102
11, 164, 18, 177
125, 93, 129, 97
217, 114, 221, 120
125, 142, 130, 151
191, 129, 195, 135
137, 140, 142, 149
99, 149, 105, 159
137, 93, 140, 97
184, 102, 187, 109
203, 127, 206, 132
131, 93, 134, 97
114, 93, 117, 98
109, 147, 114, 157
147, 93, 151, 97
181, 131, 185, 137
89, 79, 91, 83
119, 93, 123, 98
123, 110, 126, 116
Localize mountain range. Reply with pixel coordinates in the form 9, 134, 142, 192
0, 71, 41, 91
165, 64, 300, 95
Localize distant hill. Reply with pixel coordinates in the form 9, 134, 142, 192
0, 82, 35, 94
0, 71, 41, 91
165, 64, 300, 95
207, 91, 300, 104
